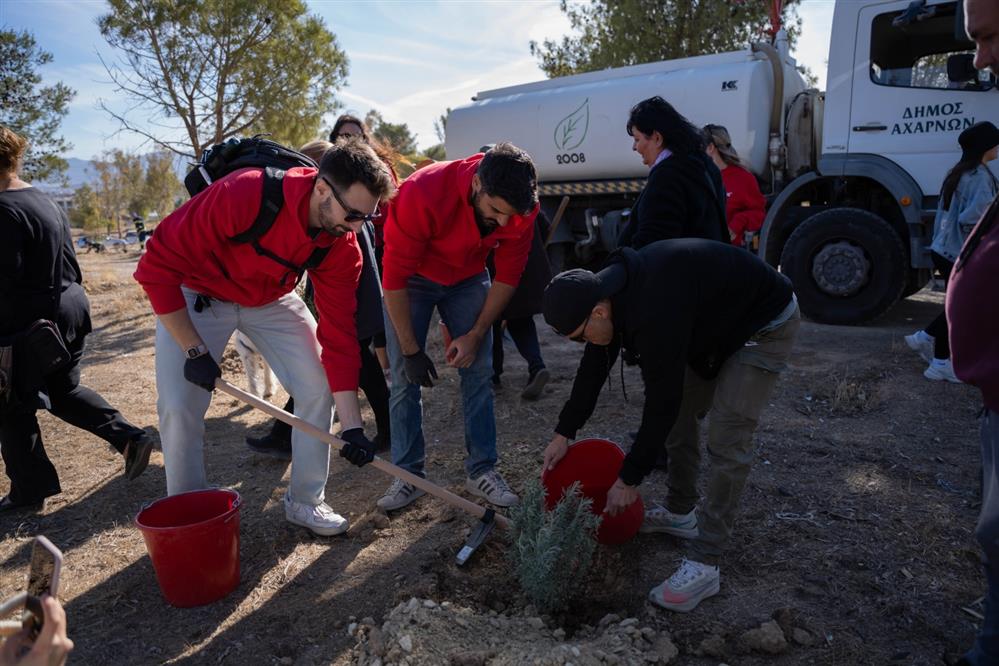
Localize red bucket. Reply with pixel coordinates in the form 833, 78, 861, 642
542, 438, 644, 545
135, 489, 241, 607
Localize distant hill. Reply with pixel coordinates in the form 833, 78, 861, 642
35, 155, 189, 195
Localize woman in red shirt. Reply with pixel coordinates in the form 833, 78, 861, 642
703, 124, 766, 248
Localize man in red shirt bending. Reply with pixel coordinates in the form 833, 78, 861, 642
134, 140, 396, 536
379, 143, 538, 511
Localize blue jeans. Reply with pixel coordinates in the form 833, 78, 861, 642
384, 272, 497, 479
966, 409, 999, 665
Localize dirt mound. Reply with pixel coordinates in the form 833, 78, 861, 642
349, 598, 678, 665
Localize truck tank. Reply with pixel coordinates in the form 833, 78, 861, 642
446, 50, 808, 183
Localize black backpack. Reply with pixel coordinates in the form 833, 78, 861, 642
185, 135, 330, 283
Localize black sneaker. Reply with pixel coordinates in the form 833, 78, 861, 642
0, 495, 45, 513
123, 433, 154, 480
246, 432, 292, 460
521, 368, 550, 401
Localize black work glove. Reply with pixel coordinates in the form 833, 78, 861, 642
403, 350, 438, 387
339, 428, 376, 467
184, 353, 221, 392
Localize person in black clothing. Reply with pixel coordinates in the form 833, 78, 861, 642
246, 139, 390, 456
617, 96, 729, 467
490, 216, 553, 400
541, 239, 799, 613
618, 96, 728, 248
0, 125, 151, 511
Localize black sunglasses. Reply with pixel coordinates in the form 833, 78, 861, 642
321, 175, 381, 224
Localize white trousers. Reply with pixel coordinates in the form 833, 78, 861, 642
155, 288, 333, 505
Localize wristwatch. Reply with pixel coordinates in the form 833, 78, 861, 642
185, 344, 208, 359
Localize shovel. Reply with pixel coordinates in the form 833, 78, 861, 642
215, 378, 509, 563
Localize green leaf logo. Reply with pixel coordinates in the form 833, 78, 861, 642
553, 98, 589, 151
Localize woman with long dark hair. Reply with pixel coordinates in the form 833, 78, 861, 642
906, 121, 999, 383
617, 96, 728, 248
330, 114, 399, 375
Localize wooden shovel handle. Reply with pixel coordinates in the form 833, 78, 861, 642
543, 195, 571, 247
215, 379, 511, 530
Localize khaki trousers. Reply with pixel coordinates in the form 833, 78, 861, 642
662, 307, 800, 564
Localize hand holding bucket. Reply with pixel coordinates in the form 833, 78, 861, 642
541, 438, 644, 545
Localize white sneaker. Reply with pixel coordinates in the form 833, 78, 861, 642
905, 330, 934, 364
924, 358, 962, 384
466, 470, 519, 507
283, 495, 348, 536
639, 503, 699, 538
376, 478, 426, 511
648, 559, 720, 612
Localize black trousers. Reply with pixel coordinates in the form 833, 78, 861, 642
0, 334, 145, 504
491, 316, 546, 380
269, 337, 390, 441
925, 252, 955, 360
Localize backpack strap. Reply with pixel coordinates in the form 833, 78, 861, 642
229, 165, 334, 284
301, 246, 332, 271
229, 166, 285, 244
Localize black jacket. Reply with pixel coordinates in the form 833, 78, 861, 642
488, 219, 553, 319
0, 187, 91, 345
554, 240, 793, 486
355, 220, 384, 341
618, 151, 728, 248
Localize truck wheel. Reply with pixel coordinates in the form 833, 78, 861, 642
780, 208, 906, 324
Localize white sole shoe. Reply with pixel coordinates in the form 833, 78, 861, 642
376, 482, 426, 512
924, 365, 962, 384
905, 333, 934, 364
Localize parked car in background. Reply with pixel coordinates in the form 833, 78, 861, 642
102, 236, 128, 252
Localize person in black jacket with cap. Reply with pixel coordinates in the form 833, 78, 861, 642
541, 238, 799, 613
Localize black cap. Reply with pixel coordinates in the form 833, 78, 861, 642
959, 121, 999, 158
543, 269, 602, 336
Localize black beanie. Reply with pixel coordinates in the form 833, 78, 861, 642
959, 121, 999, 158
543, 269, 602, 336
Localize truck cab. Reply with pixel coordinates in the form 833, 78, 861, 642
768, 0, 996, 323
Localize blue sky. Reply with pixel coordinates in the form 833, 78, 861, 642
1, 0, 834, 160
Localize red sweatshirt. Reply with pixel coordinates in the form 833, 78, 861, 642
134, 167, 362, 392
721, 165, 766, 247
947, 197, 999, 412
381, 154, 536, 290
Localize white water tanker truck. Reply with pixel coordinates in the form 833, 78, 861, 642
445, 0, 997, 324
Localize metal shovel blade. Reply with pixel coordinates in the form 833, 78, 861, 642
456, 508, 496, 566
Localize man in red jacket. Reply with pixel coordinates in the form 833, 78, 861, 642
379, 143, 538, 511
134, 140, 396, 536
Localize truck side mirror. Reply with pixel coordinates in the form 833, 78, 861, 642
947, 53, 977, 83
